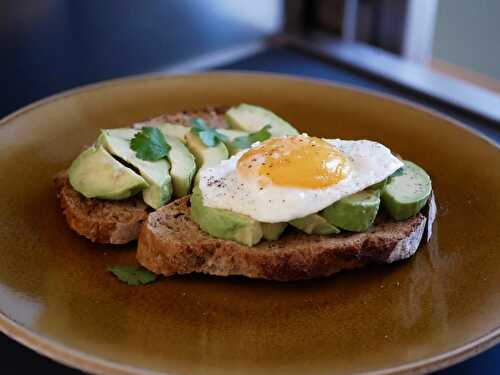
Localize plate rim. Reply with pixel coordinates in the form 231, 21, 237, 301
0, 71, 498, 375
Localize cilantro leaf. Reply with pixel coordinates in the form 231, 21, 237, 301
130, 127, 171, 161
197, 129, 218, 147
232, 125, 272, 150
109, 265, 158, 286
391, 168, 405, 178
190, 118, 228, 147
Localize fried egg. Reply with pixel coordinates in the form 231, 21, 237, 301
199, 135, 403, 223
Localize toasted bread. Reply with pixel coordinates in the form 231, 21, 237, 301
54, 171, 150, 244
54, 107, 228, 244
136, 194, 436, 281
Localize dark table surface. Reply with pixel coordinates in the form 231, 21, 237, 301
2, 43, 499, 375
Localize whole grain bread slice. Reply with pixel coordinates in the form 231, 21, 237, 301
136, 194, 436, 281
54, 171, 150, 244
54, 107, 227, 244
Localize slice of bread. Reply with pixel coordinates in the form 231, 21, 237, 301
54, 171, 150, 244
54, 107, 228, 244
136, 194, 436, 281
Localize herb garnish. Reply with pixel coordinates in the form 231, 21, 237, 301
232, 125, 272, 150
130, 127, 171, 161
190, 118, 228, 147
109, 265, 158, 285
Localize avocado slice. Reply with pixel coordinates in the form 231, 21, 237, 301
369, 178, 387, 192
216, 128, 249, 155
261, 222, 288, 241
68, 145, 147, 200
101, 128, 197, 198
99, 130, 172, 209
156, 123, 190, 142
190, 187, 263, 246
185, 130, 229, 168
289, 214, 340, 235
381, 160, 431, 220
185, 129, 229, 185
225, 104, 299, 137
322, 190, 381, 232
163, 135, 197, 198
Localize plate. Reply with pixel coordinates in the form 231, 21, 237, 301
0, 72, 499, 375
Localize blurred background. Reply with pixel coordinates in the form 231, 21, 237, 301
2, 0, 500, 122
1, 1, 500, 374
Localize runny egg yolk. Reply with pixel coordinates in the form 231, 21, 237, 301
237, 135, 351, 188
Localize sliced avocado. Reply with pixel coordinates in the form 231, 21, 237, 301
190, 187, 263, 246
156, 123, 190, 142
68, 145, 147, 200
216, 128, 248, 140
100, 128, 196, 198
289, 214, 340, 235
322, 190, 380, 232
369, 178, 387, 192
381, 160, 431, 220
185, 130, 229, 168
216, 128, 249, 155
99, 130, 172, 209
261, 222, 288, 241
96, 128, 137, 142
163, 135, 197, 198
225, 104, 299, 137
185, 129, 229, 185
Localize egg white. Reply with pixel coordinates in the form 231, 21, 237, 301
198, 139, 403, 223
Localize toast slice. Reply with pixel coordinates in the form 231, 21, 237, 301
136, 194, 436, 281
54, 107, 228, 244
54, 171, 150, 244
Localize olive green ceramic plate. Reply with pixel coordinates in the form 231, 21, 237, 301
0, 73, 499, 375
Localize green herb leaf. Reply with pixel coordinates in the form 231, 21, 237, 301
391, 168, 405, 178
232, 125, 272, 150
197, 129, 218, 147
130, 127, 171, 161
190, 118, 228, 147
109, 265, 158, 286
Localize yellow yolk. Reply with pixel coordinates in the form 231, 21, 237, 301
237, 135, 351, 188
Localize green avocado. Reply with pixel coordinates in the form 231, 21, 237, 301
216, 128, 249, 155
190, 187, 263, 246
322, 190, 381, 232
68, 145, 147, 200
289, 214, 340, 235
156, 123, 190, 142
261, 222, 288, 241
369, 178, 387, 192
185, 129, 229, 185
225, 104, 299, 137
163, 135, 197, 198
98, 129, 172, 209
381, 160, 432, 220
185, 130, 229, 168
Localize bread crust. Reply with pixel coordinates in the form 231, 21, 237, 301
137, 195, 436, 281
